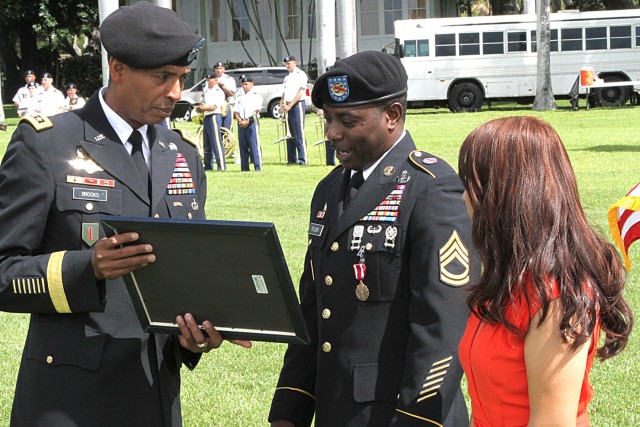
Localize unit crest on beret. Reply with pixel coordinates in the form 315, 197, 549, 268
172, 128, 196, 147
20, 115, 53, 132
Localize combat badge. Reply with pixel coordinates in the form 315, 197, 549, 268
439, 230, 470, 286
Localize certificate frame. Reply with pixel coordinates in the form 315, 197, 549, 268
101, 216, 309, 345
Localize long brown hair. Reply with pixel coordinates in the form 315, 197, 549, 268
458, 116, 632, 359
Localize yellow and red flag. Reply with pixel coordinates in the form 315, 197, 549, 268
608, 183, 640, 270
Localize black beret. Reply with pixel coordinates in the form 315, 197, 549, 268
283, 55, 296, 63
205, 73, 216, 79
42, 73, 53, 79
66, 83, 77, 90
312, 50, 408, 109
100, 1, 204, 69
24, 70, 35, 76
213, 62, 224, 68
240, 75, 253, 83
26, 81, 38, 88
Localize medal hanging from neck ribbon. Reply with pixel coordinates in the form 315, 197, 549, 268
353, 263, 370, 302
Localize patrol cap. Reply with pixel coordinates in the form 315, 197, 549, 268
283, 55, 296, 63
42, 72, 53, 79
311, 50, 408, 109
240, 75, 253, 83
66, 83, 78, 90
213, 61, 224, 68
24, 70, 35, 76
26, 81, 38, 88
100, 1, 204, 69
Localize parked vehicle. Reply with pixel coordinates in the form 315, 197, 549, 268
394, 9, 640, 111
177, 66, 314, 121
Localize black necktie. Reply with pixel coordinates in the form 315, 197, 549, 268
345, 171, 364, 208
129, 130, 150, 197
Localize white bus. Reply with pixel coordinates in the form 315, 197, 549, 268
393, 9, 640, 111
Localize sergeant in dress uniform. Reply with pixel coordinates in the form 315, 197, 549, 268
234, 75, 263, 171
12, 69, 40, 108
212, 61, 237, 131
282, 55, 308, 164
39, 72, 65, 116
197, 73, 227, 171
63, 82, 86, 111
269, 51, 479, 427
0, 3, 249, 426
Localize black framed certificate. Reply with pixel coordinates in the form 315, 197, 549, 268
101, 216, 309, 344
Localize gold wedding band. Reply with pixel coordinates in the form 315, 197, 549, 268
197, 342, 208, 350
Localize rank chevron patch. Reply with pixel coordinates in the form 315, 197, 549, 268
439, 230, 470, 286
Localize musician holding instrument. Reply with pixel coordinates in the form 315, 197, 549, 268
282, 55, 308, 165
196, 73, 227, 171
234, 75, 263, 171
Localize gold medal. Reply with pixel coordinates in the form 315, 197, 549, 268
355, 281, 369, 301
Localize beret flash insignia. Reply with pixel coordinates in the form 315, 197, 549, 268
328, 76, 349, 102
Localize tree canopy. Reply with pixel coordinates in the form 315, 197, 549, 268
0, 0, 101, 102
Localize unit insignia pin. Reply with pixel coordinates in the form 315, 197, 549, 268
383, 166, 395, 176
169, 143, 178, 151
191, 198, 199, 210
423, 157, 438, 165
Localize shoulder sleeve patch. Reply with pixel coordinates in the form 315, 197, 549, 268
20, 115, 53, 132
408, 150, 438, 178
172, 128, 196, 147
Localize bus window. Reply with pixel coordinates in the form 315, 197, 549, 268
531, 29, 558, 52
586, 27, 607, 50
459, 33, 480, 56
610, 26, 631, 49
435, 34, 456, 56
507, 31, 527, 52
405, 40, 418, 57
418, 39, 430, 56
561, 28, 583, 51
636, 26, 640, 47
483, 31, 504, 55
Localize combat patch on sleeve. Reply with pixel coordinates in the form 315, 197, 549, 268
408, 150, 440, 178
439, 230, 470, 287
172, 128, 196, 147
20, 115, 53, 132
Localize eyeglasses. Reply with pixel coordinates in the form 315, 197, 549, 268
187, 38, 206, 63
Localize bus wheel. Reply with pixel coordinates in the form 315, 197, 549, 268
448, 83, 483, 112
590, 76, 631, 107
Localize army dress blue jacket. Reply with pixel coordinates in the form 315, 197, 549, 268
0, 93, 206, 427
269, 131, 479, 427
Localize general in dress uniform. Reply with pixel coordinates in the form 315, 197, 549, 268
269, 51, 479, 427
0, 3, 221, 426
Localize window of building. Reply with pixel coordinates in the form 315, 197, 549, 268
408, 0, 427, 19
585, 26, 606, 50
435, 33, 456, 56
361, 0, 379, 36
507, 31, 527, 52
561, 28, 582, 51
610, 25, 631, 49
459, 33, 480, 56
231, 0, 250, 41
483, 31, 504, 54
531, 29, 558, 52
384, 0, 402, 35
209, 0, 226, 42
255, 0, 273, 40
285, 0, 301, 39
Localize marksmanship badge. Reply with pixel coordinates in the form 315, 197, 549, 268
328, 76, 349, 102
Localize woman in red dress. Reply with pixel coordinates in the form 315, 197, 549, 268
457, 116, 633, 426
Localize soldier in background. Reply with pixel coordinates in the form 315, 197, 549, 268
39, 72, 65, 116
234, 75, 263, 171
63, 82, 86, 111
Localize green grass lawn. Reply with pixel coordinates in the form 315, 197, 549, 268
0, 101, 638, 426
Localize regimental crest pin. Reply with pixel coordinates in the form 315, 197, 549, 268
328, 76, 349, 102
439, 230, 470, 287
